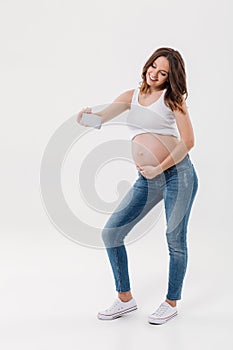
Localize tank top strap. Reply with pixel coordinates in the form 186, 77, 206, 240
131, 87, 140, 106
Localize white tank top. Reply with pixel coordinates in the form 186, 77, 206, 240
127, 87, 180, 140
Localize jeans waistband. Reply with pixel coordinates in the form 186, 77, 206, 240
164, 154, 191, 174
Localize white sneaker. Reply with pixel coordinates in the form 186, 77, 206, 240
97, 297, 137, 320
148, 301, 178, 325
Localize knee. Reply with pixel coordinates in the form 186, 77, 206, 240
102, 226, 122, 249
101, 227, 112, 247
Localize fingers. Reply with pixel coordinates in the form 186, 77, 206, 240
76, 112, 83, 123
82, 107, 92, 113
136, 164, 143, 171
76, 106, 92, 125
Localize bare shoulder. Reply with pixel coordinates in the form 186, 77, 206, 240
113, 89, 135, 105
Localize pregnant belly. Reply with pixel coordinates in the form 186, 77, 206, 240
132, 133, 179, 167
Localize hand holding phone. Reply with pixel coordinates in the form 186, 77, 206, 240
79, 112, 102, 129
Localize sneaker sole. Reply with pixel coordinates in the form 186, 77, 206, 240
148, 311, 178, 325
97, 305, 138, 320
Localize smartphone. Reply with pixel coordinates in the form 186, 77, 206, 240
80, 112, 102, 129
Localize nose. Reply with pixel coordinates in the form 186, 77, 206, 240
150, 67, 158, 78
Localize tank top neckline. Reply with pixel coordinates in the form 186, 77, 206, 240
137, 88, 166, 108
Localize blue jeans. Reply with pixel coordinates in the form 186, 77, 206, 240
102, 154, 198, 300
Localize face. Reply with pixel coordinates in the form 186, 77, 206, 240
146, 56, 169, 90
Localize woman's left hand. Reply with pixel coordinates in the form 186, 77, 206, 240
136, 164, 163, 179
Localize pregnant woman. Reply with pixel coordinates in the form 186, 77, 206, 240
77, 47, 198, 325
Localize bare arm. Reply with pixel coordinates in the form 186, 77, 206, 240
159, 99, 195, 171
95, 89, 134, 123
76, 89, 134, 125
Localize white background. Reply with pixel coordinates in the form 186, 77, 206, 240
0, 0, 232, 349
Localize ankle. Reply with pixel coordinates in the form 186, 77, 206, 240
118, 291, 133, 302
165, 299, 177, 307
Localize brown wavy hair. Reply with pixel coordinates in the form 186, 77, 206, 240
140, 47, 188, 114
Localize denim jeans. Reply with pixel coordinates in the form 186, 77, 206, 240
102, 154, 198, 300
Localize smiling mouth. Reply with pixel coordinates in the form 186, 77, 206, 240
148, 74, 157, 82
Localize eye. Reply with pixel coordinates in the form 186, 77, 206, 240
161, 72, 166, 77
151, 64, 156, 69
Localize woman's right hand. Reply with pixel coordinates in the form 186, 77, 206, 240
76, 107, 92, 126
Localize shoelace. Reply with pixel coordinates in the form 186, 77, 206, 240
152, 303, 169, 317
105, 299, 119, 312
